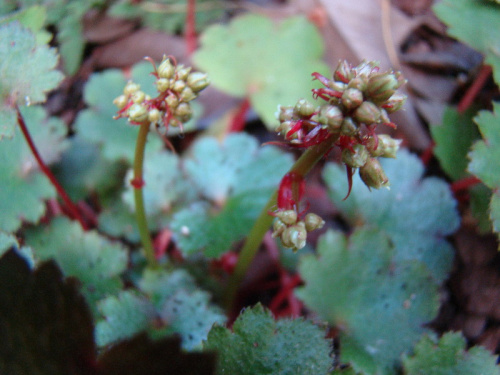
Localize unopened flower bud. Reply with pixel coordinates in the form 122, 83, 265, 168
187, 72, 210, 93
148, 108, 161, 124
321, 105, 343, 131
366, 72, 402, 103
359, 157, 390, 189
132, 90, 146, 104
156, 78, 170, 92
278, 106, 294, 122
272, 219, 286, 238
124, 81, 140, 96
113, 95, 128, 109
172, 80, 186, 93
158, 58, 175, 79
342, 144, 369, 168
355, 60, 379, 77
295, 99, 315, 117
282, 222, 307, 251
334, 60, 353, 82
179, 87, 197, 102
340, 117, 358, 136
165, 94, 179, 108
347, 75, 368, 91
304, 213, 325, 232
128, 103, 148, 123
353, 101, 381, 124
377, 134, 402, 158
175, 102, 193, 122
341, 88, 363, 110
277, 120, 293, 135
383, 92, 406, 113
176, 65, 191, 81
276, 210, 297, 225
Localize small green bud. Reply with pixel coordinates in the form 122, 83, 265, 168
342, 144, 369, 168
354, 60, 379, 77
158, 58, 175, 79
334, 60, 353, 82
272, 219, 286, 238
187, 72, 210, 93
169, 117, 181, 128
380, 108, 391, 124
282, 222, 307, 251
353, 101, 381, 124
124, 81, 140, 96
366, 72, 403, 103
165, 94, 179, 108
383, 92, 406, 113
176, 65, 192, 81
113, 95, 128, 109
330, 81, 347, 92
304, 213, 325, 232
179, 87, 197, 102
277, 120, 294, 136
175, 102, 193, 122
172, 80, 186, 93
276, 210, 297, 226
347, 75, 368, 91
359, 157, 390, 189
341, 88, 364, 110
156, 78, 170, 92
131, 90, 146, 104
278, 106, 295, 122
148, 108, 161, 124
377, 134, 402, 158
320, 105, 343, 131
295, 99, 315, 117
340, 117, 358, 136
128, 103, 148, 123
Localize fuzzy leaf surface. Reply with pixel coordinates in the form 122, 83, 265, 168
0, 106, 70, 232
296, 229, 439, 375
24, 217, 128, 314
402, 332, 500, 375
204, 304, 332, 375
0, 21, 63, 138
194, 14, 328, 128
172, 134, 293, 257
323, 150, 459, 282
433, 0, 500, 84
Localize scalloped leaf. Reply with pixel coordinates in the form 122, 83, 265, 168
433, 0, 500, 84
296, 229, 439, 375
0, 21, 63, 138
24, 217, 128, 314
0, 106, 70, 232
0, 249, 96, 375
204, 304, 332, 375
402, 332, 500, 375
0, 231, 34, 266
74, 62, 163, 163
323, 150, 459, 282
194, 14, 329, 128
468, 102, 500, 242
0, 5, 52, 44
171, 134, 293, 257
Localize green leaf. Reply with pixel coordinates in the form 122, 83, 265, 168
0, 231, 34, 266
323, 150, 459, 282
194, 14, 329, 129
172, 134, 293, 257
296, 229, 439, 375
433, 0, 500, 85
0, 249, 96, 375
402, 332, 500, 375
0, 106, 70, 232
24, 217, 128, 314
0, 21, 63, 138
204, 304, 332, 375
0, 5, 52, 44
57, 2, 85, 75
74, 62, 163, 163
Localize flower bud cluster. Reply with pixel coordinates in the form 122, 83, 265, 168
276, 60, 406, 191
113, 56, 209, 130
271, 210, 325, 252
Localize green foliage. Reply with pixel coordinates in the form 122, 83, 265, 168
0, 5, 52, 44
204, 304, 332, 375
402, 332, 500, 375
194, 14, 329, 129
0, 232, 34, 265
433, 0, 500, 85
296, 229, 439, 375
24, 217, 128, 314
171, 134, 293, 257
0, 21, 63, 138
323, 150, 459, 282
96, 268, 226, 350
0, 106, 70, 232
468, 102, 500, 243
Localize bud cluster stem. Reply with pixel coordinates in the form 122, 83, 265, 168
225, 132, 340, 312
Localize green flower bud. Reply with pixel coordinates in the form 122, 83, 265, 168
354, 60, 379, 77
282, 222, 307, 251
176, 65, 192, 81
353, 101, 381, 124
359, 157, 390, 189
158, 58, 175, 79
366, 72, 403, 103
165, 94, 179, 108
132, 90, 146, 104
320, 105, 343, 131
295, 99, 315, 117
383, 92, 406, 113
272, 219, 286, 238
169, 117, 181, 127
124, 81, 140, 96
172, 80, 186, 93
377, 134, 402, 158
334, 60, 353, 82
277, 120, 294, 136
380, 108, 391, 124
113, 94, 128, 109
277, 106, 294, 122
347, 75, 368, 91
187, 72, 210, 93
329, 81, 347, 92
148, 108, 161, 124
341, 88, 363, 110
340, 117, 358, 136
175, 102, 192, 122
128, 103, 148, 123
276, 210, 297, 226
304, 213, 325, 232
179, 87, 197, 102
342, 143, 369, 168
156, 78, 170, 92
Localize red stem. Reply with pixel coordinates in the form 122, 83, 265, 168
185, 0, 197, 56
458, 64, 492, 113
16, 105, 89, 230
229, 98, 251, 133
451, 175, 482, 194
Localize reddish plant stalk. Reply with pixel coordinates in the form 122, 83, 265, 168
458, 64, 492, 113
15, 105, 89, 230
229, 98, 251, 133
185, 0, 197, 56
451, 175, 482, 194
